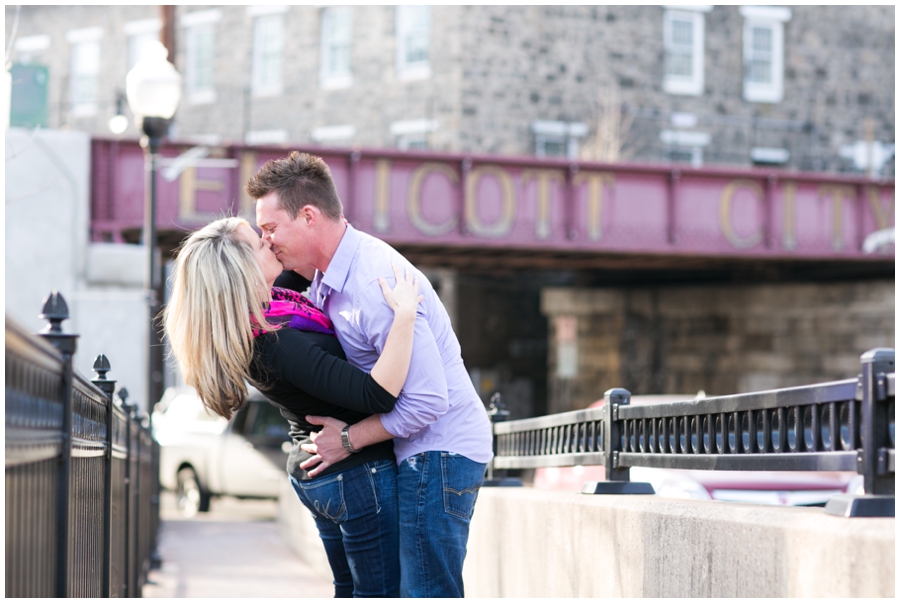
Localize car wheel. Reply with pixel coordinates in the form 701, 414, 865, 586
176, 467, 210, 518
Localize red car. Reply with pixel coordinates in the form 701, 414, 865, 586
532, 395, 861, 506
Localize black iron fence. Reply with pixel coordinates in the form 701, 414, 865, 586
490, 348, 894, 517
5, 292, 160, 597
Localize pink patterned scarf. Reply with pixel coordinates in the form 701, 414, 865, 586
252, 287, 334, 338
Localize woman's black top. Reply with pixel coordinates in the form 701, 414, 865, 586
250, 328, 397, 481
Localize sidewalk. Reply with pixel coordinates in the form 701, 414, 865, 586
143, 492, 334, 598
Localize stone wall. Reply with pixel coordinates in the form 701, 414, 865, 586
456, 5, 895, 170
542, 280, 895, 413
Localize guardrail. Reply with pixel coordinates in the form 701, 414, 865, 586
5, 292, 160, 597
490, 348, 894, 517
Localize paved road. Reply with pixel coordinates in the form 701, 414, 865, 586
143, 492, 334, 598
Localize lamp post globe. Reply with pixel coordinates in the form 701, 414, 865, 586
125, 40, 182, 152
124, 39, 181, 421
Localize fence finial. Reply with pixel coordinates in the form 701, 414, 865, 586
93, 354, 111, 380
39, 291, 69, 334
488, 392, 510, 423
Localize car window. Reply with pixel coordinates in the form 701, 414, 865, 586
247, 403, 291, 439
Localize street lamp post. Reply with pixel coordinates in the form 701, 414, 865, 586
125, 41, 182, 419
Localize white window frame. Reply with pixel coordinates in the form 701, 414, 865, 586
660, 129, 711, 167
391, 118, 437, 150
124, 18, 162, 72
14, 34, 50, 64
181, 10, 221, 105
750, 147, 790, 165
245, 129, 289, 145
311, 124, 356, 145
396, 6, 431, 81
66, 27, 103, 117
320, 7, 353, 90
662, 6, 711, 96
532, 120, 588, 160
740, 5, 791, 104
251, 11, 286, 97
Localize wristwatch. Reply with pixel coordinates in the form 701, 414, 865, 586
340, 425, 360, 454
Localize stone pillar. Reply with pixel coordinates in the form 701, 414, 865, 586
541, 288, 629, 414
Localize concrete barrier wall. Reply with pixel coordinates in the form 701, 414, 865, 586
278, 479, 894, 597
276, 478, 333, 583
462, 488, 895, 598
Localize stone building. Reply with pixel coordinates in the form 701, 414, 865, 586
5, 5, 895, 417
6, 5, 895, 174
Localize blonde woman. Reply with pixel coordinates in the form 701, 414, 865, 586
164, 216, 422, 597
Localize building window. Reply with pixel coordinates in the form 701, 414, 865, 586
532, 120, 588, 160
245, 129, 289, 145
13, 34, 50, 65
311, 124, 356, 146
391, 118, 437, 150
66, 27, 103, 117
320, 7, 353, 89
124, 18, 161, 71
250, 6, 288, 97
740, 6, 791, 103
662, 6, 711, 96
750, 147, 790, 167
396, 6, 431, 80
181, 9, 221, 104
660, 129, 710, 167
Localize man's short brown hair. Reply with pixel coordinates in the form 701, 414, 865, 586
245, 151, 343, 220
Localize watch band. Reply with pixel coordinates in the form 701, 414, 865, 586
340, 425, 360, 454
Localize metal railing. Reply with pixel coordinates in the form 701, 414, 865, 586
490, 348, 895, 516
5, 292, 160, 597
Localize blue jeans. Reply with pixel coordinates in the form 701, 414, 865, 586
290, 460, 400, 598
397, 451, 486, 598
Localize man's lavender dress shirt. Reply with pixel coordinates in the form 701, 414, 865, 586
310, 225, 494, 464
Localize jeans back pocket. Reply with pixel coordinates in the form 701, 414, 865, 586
296, 473, 347, 523
440, 452, 483, 520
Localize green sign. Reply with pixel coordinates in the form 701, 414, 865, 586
10, 64, 49, 128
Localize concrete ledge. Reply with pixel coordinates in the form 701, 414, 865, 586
462, 488, 895, 597
276, 479, 332, 582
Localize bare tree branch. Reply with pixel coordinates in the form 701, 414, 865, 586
580, 84, 640, 163
5, 6, 21, 66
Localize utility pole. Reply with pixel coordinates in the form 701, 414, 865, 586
161, 6, 176, 60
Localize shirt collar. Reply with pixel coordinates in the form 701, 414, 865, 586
320, 223, 361, 295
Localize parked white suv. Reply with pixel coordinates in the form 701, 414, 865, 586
152, 386, 291, 517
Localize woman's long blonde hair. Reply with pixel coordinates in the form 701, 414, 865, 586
163, 217, 275, 420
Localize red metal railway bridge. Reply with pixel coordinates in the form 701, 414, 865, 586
90, 139, 894, 273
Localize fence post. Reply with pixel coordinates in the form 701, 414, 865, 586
483, 393, 522, 487
118, 388, 136, 597
825, 348, 895, 517
37, 292, 79, 597
582, 388, 654, 495
91, 355, 116, 598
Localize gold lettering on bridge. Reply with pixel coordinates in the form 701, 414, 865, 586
719, 180, 764, 249
782, 181, 797, 250
465, 165, 516, 237
406, 162, 458, 236
817, 184, 854, 251
573, 172, 615, 241
867, 185, 894, 230
521, 169, 564, 240
239, 151, 259, 219
373, 159, 392, 233
179, 167, 224, 222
